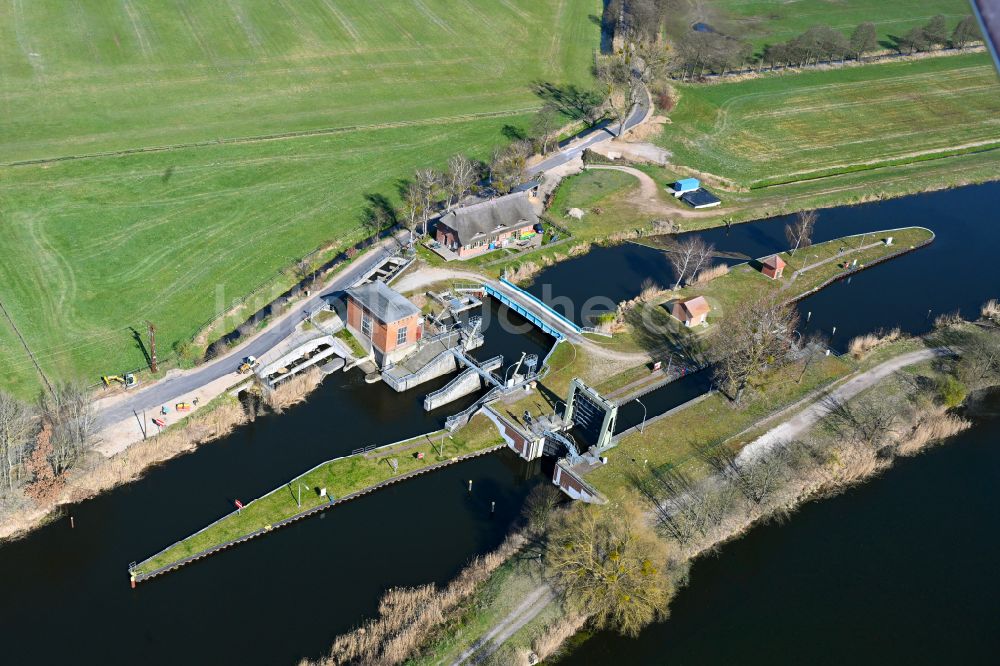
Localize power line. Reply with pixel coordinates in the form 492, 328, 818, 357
0, 297, 54, 395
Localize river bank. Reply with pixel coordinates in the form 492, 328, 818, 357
0, 370, 325, 543
558, 387, 1000, 664
395, 323, 999, 665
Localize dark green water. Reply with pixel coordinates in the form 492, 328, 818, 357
559, 391, 1000, 665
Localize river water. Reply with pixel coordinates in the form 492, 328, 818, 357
528, 181, 1000, 348
1, 183, 997, 664
559, 390, 1000, 665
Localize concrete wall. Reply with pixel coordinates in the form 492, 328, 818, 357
382, 350, 458, 392
423, 368, 482, 411
553, 461, 605, 504
483, 407, 544, 461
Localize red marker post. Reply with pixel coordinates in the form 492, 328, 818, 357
235, 499, 244, 514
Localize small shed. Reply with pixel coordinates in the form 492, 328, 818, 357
680, 189, 721, 209
671, 178, 700, 195
671, 296, 711, 327
761, 254, 787, 280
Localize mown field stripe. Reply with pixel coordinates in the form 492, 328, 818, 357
1, 107, 543, 168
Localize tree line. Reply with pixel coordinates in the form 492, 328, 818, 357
603, 1, 983, 79
0, 385, 96, 511
760, 15, 982, 69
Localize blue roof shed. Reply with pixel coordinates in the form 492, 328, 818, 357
674, 178, 700, 192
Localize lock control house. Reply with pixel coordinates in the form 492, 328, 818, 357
345, 281, 423, 367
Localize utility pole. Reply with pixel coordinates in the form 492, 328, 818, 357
147, 322, 158, 373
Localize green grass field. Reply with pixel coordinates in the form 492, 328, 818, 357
0, 0, 600, 396
677, 0, 973, 51
660, 53, 1000, 187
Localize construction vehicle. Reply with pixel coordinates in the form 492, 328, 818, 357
237, 355, 259, 374
102, 373, 137, 389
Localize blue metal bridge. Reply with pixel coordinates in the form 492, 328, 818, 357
483, 278, 582, 341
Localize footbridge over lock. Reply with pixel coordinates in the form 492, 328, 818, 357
482, 278, 582, 342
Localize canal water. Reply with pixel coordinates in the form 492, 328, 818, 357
558, 390, 1000, 665
0, 300, 552, 666
1, 183, 996, 665
528, 181, 1000, 348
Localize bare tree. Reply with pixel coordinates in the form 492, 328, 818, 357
360, 201, 394, 245
40, 383, 96, 475
521, 483, 562, 535
923, 15, 949, 47
488, 141, 529, 195
711, 293, 800, 404
597, 50, 644, 136
399, 182, 424, 243
0, 391, 35, 493
957, 333, 1000, 388
850, 22, 877, 60
822, 393, 899, 452
698, 443, 790, 514
414, 169, 443, 236
531, 104, 562, 156
951, 15, 981, 49
445, 154, 476, 206
785, 209, 816, 256
665, 236, 714, 289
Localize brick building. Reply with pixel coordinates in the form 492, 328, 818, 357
671, 295, 711, 327
435, 190, 540, 259
761, 254, 787, 279
345, 281, 423, 367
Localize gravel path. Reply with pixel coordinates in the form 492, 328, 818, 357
738, 347, 950, 463
451, 584, 554, 666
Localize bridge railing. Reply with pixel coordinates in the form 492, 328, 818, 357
497, 278, 583, 334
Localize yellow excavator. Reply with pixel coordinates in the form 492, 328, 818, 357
102, 373, 137, 389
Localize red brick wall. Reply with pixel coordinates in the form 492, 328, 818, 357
347, 298, 420, 355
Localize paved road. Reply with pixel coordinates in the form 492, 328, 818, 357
96, 232, 407, 428
98, 90, 654, 429
527, 88, 650, 175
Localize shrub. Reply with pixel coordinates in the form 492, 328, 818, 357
937, 375, 967, 408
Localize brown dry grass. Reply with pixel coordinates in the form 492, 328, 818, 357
508, 261, 540, 284
847, 327, 902, 359
314, 531, 528, 666
267, 367, 323, 412
981, 298, 1000, 323
934, 311, 964, 329
531, 612, 587, 662
692, 263, 729, 285
896, 410, 971, 456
